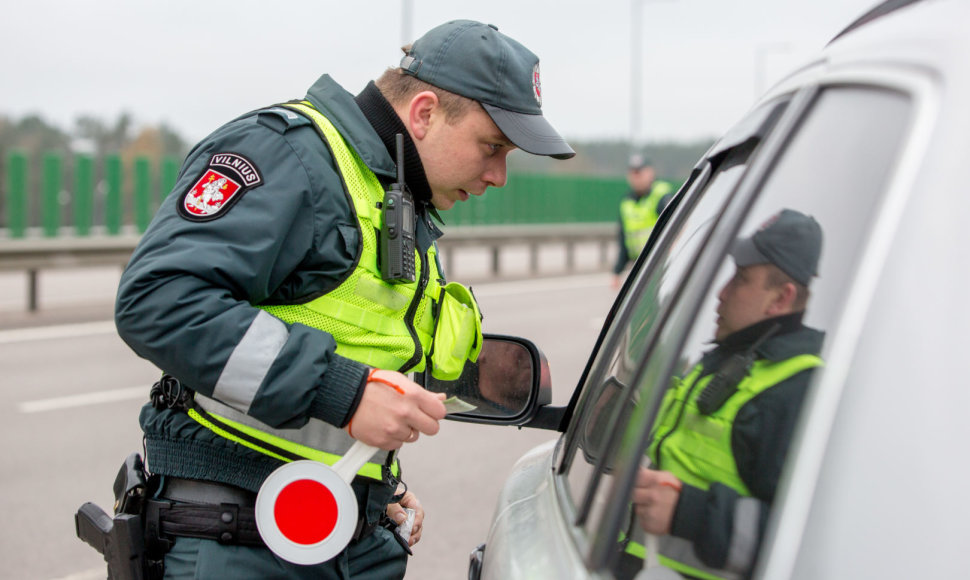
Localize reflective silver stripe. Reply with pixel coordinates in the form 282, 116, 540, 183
213, 310, 288, 413
725, 497, 761, 574
194, 394, 393, 465
658, 535, 744, 580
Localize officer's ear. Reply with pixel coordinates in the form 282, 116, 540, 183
766, 281, 798, 316
406, 91, 439, 141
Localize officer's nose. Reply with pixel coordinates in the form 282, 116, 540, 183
483, 157, 508, 189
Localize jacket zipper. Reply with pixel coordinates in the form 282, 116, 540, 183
399, 250, 429, 373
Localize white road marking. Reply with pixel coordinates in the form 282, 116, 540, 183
19, 385, 147, 414
9, 273, 610, 415
0, 275, 610, 344
0, 320, 116, 345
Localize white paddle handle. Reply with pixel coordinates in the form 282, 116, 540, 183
332, 440, 379, 483
639, 457, 661, 569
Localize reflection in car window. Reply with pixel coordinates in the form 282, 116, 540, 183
595, 86, 912, 579
561, 99, 782, 527
567, 166, 738, 506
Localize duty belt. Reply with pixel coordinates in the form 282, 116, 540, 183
146, 477, 382, 548
147, 477, 262, 547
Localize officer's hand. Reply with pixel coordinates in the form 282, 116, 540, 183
631, 467, 681, 535
387, 490, 425, 547
346, 369, 446, 450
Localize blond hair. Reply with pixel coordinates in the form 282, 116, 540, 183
374, 66, 477, 123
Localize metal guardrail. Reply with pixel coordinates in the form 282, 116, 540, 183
438, 223, 615, 275
0, 223, 617, 311
0, 235, 141, 311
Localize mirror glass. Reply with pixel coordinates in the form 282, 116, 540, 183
423, 338, 536, 419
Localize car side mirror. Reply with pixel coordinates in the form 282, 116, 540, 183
416, 334, 551, 425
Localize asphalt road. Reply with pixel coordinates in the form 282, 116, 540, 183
0, 269, 618, 580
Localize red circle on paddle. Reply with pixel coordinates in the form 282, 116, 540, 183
273, 478, 339, 544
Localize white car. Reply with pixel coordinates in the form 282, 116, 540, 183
426, 0, 970, 578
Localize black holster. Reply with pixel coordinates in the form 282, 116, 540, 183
75, 502, 147, 580
75, 452, 166, 580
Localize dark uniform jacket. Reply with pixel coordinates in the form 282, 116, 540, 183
668, 312, 824, 572
116, 75, 442, 492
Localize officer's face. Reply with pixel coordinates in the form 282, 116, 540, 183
715, 264, 783, 341
627, 166, 655, 193
417, 104, 516, 210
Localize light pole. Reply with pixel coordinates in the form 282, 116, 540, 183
631, 0, 643, 153
401, 0, 413, 46
630, 0, 675, 153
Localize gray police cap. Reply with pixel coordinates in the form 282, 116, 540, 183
400, 20, 575, 160
628, 154, 654, 171
730, 209, 823, 286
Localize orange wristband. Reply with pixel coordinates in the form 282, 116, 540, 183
346, 369, 406, 437
658, 477, 683, 492
366, 368, 406, 394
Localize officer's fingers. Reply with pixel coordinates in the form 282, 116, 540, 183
386, 502, 406, 523
631, 480, 667, 507
370, 422, 405, 450
365, 371, 444, 438
361, 429, 403, 451
413, 388, 447, 421
385, 371, 447, 417
409, 522, 423, 546
400, 493, 425, 547
372, 404, 429, 444
635, 466, 662, 487
631, 485, 653, 506
399, 491, 423, 522
634, 503, 664, 535
394, 392, 446, 437
634, 501, 649, 521
400, 490, 421, 508
407, 409, 442, 437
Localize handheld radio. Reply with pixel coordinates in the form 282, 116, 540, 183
695, 323, 780, 415
380, 134, 416, 283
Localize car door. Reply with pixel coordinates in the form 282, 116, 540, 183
554, 79, 914, 579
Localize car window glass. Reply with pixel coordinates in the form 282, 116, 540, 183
560, 101, 789, 519
565, 164, 739, 517
595, 86, 911, 577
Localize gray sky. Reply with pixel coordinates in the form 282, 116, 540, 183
2, 0, 877, 146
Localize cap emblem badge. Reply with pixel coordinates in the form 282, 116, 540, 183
532, 63, 542, 107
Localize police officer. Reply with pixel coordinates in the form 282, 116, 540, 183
627, 209, 825, 579
112, 20, 573, 580
612, 154, 675, 289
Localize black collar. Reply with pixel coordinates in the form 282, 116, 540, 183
716, 312, 805, 353
354, 81, 433, 206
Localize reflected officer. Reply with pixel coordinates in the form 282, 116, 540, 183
628, 209, 825, 579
